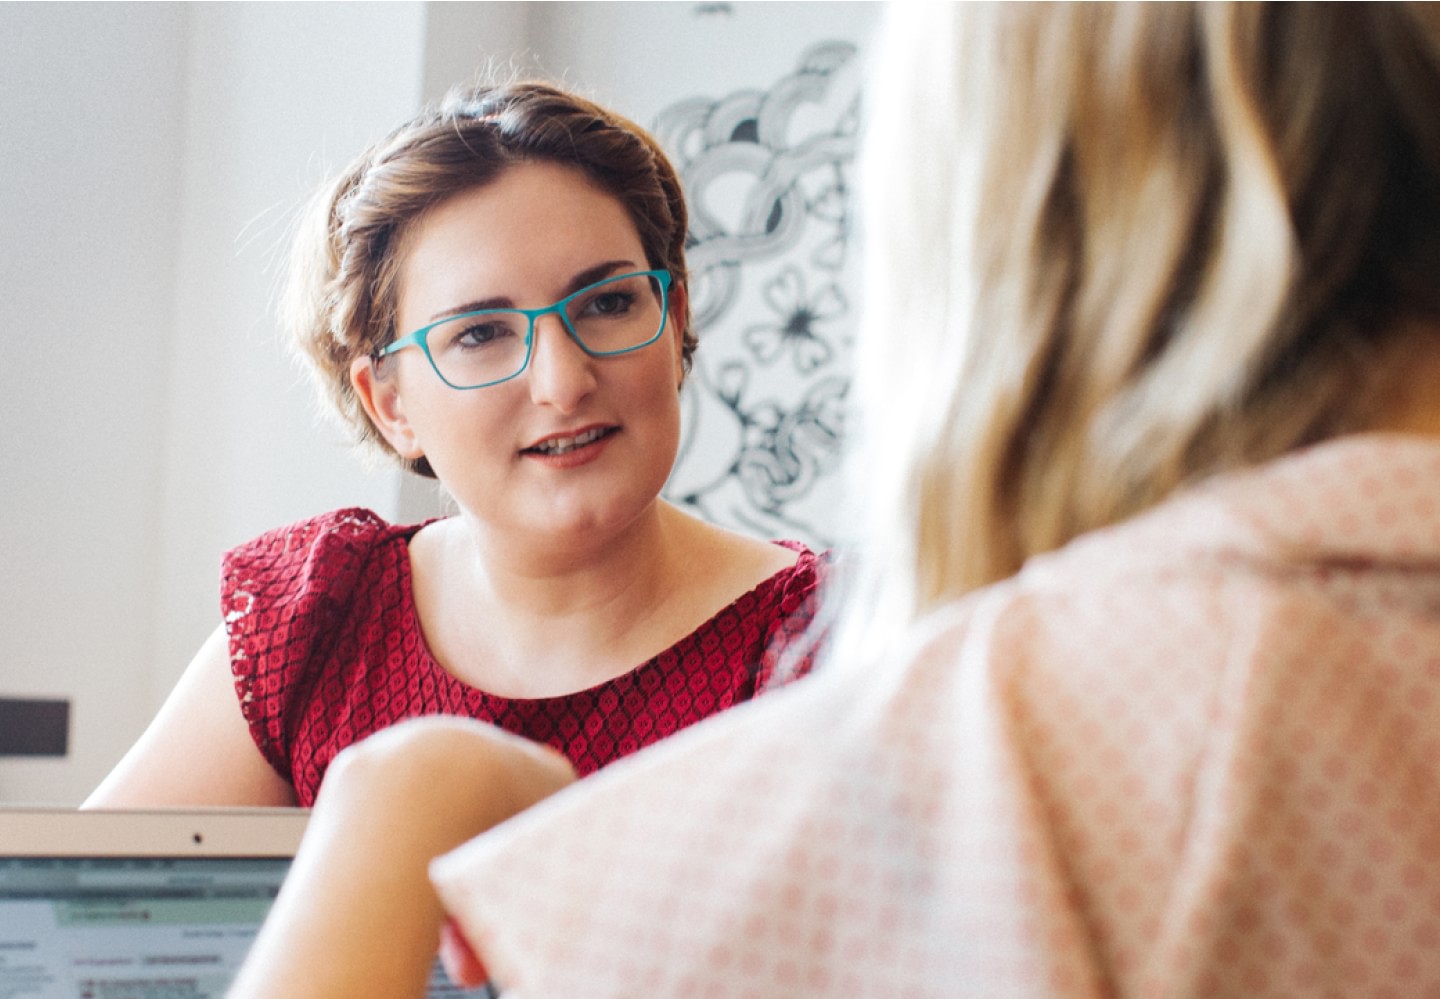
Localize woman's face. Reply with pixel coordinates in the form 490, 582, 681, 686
362, 161, 686, 548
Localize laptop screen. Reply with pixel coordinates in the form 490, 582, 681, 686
0, 810, 495, 999
0, 854, 290, 996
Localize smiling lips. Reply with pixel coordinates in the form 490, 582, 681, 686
524, 426, 615, 456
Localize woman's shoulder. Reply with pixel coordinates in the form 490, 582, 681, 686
764, 539, 828, 596
227, 507, 414, 561
220, 508, 429, 787
689, 529, 828, 620
662, 504, 825, 603
740, 540, 831, 689
222, 507, 422, 615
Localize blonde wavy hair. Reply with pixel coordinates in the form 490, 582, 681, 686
844, 1, 1440, 653
282, 81, 694, 478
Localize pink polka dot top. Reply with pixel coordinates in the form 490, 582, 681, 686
431, 434, 1440, 998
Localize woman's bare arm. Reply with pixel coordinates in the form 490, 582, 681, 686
84, 623, 296, 808
228, 716, 576, 999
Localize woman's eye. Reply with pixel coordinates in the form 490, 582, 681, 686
450, 319, 516, 349
584, 291, 634, 317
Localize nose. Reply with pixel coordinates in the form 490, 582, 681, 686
525, 313, 597, 412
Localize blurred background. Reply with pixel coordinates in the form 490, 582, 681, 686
0, 1, 879, 803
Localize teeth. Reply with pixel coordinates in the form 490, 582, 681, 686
534, 427, 605, 455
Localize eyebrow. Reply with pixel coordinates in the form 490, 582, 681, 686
425, 259, 641, 324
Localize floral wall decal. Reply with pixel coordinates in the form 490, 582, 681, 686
656, 41, 862, 549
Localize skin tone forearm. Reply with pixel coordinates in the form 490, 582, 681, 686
84, 625, 297, 808
227, 717, 576, 999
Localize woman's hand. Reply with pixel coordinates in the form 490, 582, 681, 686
228, 716, 576, 999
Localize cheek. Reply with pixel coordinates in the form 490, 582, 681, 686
397, 378, 508, 464
652, 378, 685, 473
635, 349, 684, 421
616, 352, 684, 474
655, 387, 682, 447
389, 355, 444, 411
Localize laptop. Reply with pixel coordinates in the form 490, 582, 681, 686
0, 807, 493, 998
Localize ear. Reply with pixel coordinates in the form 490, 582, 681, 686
667, 279, 689, 388
350, 355, 425, 460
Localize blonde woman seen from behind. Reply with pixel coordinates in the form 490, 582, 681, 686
233, 4, 1440, 997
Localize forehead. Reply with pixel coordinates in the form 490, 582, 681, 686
396, 162, 645, 315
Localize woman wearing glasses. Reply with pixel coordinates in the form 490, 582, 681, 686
85, 83, 824, 809
232, 2, 1440, 996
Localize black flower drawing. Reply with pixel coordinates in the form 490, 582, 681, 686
658, 42, 862, 549
743, 266, 844, 373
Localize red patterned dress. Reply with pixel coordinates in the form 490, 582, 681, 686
221, 508, 826, 806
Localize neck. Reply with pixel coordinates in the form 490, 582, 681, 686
422, 501, 689, 696
465, 500, 676, 614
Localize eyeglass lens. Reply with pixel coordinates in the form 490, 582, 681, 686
425, 272, 666, 388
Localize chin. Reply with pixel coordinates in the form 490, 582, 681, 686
547, 490, 663, 540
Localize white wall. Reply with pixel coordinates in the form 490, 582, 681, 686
0, 1, 878, 805
0, 2, 433, 804
150, 1, 429, 715
0, 3, 189, 804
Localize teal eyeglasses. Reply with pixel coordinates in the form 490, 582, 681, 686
376, 269, 673, 390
